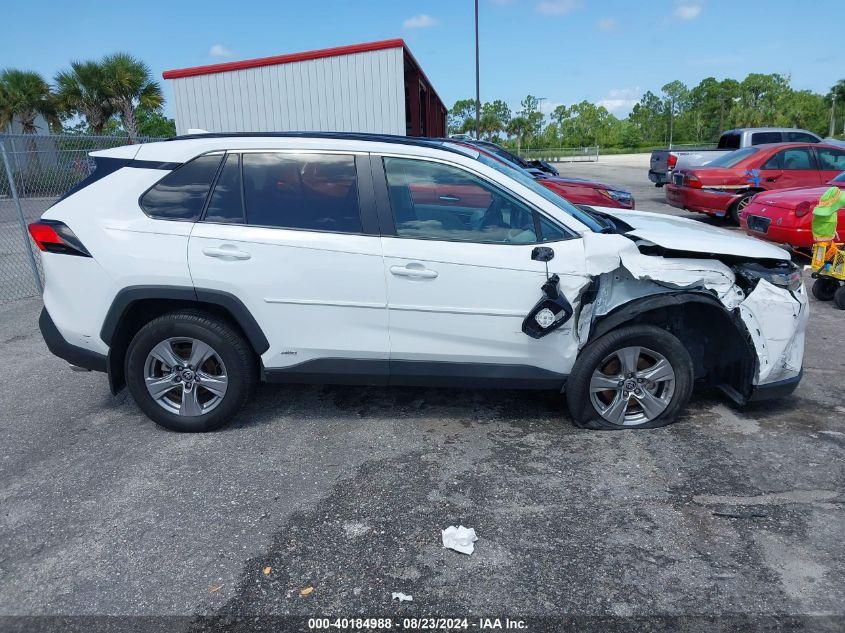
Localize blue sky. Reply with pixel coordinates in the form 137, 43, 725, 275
2, 0, 842, 119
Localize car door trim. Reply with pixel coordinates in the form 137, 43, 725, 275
263, 358, 567, 390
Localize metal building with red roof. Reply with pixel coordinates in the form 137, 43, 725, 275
162, 39, 446, 137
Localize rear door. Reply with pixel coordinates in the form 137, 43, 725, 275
757, 146, 822, 190
373, 154, 587, 383
187, 149, 389, 377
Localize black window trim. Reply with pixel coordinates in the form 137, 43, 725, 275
371, 153, 579, 246
137, 150, 225, 222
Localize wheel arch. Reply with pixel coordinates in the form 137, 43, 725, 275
101, 286, 269, 394
588, 291, 757, 403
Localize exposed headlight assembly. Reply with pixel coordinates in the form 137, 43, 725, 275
734, 262, 802, 292
599, 189, 633, 205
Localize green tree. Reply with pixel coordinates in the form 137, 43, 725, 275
448, 98, 478, 136
827, 79, 845, 137
102, 107, 175, 138
506, 116, 531, 153
0, 69, 59, 133
54, 61, 115, 134
100, 53, 163, 142
479, 99, 511, 140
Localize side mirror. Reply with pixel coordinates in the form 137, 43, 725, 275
531, 246, 555, 262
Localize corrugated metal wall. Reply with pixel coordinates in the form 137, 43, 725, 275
169, 47, 406, 135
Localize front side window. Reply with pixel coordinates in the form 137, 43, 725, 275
751, 132, 782, 145
763, 148, 815, 170
140, 154, 223, 220
384, 157, 538, 244
242, 153, 361, 233
816, 148, 845, 171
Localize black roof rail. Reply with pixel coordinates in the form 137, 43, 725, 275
163, 131, 464, 155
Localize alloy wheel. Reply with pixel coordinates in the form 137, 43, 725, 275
588, 346, 676, 426
143, 337, 228, 416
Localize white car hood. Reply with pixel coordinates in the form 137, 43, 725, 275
593, 207, 790, 261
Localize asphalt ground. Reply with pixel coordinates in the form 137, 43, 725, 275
0, 159, 843, 632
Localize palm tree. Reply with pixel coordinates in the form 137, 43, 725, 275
506, 116, 530, 155
54, 61, 115, 134
0, 69, 59, 133
100, 53, 163, 142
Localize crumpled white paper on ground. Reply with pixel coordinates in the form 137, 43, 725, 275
441, 525, 478, 555
392, 592, 413, 602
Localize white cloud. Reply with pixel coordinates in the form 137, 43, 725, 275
209, 44, 233, 57
674, 3, 702, 20
597, 87, 643, 115
403, 14, 439, 28
535, 0, 580, 16
597, 17, 617, 31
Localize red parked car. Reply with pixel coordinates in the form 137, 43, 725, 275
449, 139, 635, 209
740, 171, 845, 251
666, 143, 845, 224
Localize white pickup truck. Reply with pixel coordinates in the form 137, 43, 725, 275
648, 127, 822, 187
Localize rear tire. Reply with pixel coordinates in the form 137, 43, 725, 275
728, 192, 756, 225
812, 278, 839, 302
566, 325, 694, 430
834, 286, 845, 310
125, 310, 257, 432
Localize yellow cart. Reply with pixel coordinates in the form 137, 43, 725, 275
810, 241, 845, 309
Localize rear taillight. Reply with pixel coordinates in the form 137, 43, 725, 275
794, 201, 812, 218
684, 174, 702, 189
667, 154, 677, 169
27, 221, 91, 257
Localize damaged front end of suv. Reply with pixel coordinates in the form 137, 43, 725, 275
569, 209, 808, 406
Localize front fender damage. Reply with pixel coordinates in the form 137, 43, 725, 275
568, 233, 807, 394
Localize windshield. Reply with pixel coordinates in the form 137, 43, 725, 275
475, 152, 604, 232
706, 147, 758, 168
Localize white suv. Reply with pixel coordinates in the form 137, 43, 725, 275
30, 133, 808, 432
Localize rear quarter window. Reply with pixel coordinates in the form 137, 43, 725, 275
717, 133, 740, 150
140, 154, 224, 221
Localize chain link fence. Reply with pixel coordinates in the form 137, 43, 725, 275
0, 133, 164, 302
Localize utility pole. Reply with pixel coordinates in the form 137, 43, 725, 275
668, 96, 675, 149
475, 0, 481, 140
830, 93, 837, 138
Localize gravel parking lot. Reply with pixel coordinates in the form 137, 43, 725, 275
1, 160, 843, 630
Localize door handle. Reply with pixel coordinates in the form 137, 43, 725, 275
390, 265, 438, 279
202, 245, 251, 261
438, 195, 461, 202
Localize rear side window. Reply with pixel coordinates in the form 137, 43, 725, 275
204, 154, 244, 224
140, 154, 223, 220
786, 132, 819, 143
751, 132, 783, 145
816, 147, 845, 171
717, 133, 740, 150
242, 153, 362, 233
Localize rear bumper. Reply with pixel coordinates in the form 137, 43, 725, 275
39, 308, 107, 372
740, 214, 814, 249
748, 370, 802, 402
666, 184, 738, 216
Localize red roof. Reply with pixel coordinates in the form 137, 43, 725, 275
163, 38, 406, 80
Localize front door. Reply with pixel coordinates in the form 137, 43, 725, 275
375, 155, 587, 384
188, 150, 389, 377
758, 146, 823, 190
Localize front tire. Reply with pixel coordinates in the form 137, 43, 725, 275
834, 286, 845, 310
566, 325, 694, 430
125, 310, 257, 432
